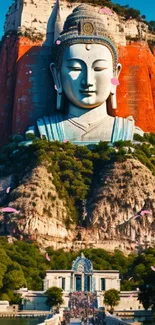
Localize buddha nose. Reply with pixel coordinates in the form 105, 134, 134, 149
81, 68, 93, 88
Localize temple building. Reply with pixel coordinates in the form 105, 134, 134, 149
18, 253, 143, 312
43, 253, 120, 294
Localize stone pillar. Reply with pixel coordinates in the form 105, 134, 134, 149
72, 274, 74, 292
92, 276, 96, 292
82, 273, 84, 291
70, 274, 72, 292
90, 275, 92, 292
71, 273, 74, 292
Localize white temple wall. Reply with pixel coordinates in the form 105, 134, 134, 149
44, 271, 120, 294
0, 301, 9, 312
93, 272, 120, 291
44, 272, 72, 292
65, 276, 71, 292
117, 292, 143, 311
97, 291, 144, 311
18, 291, 144, 311
16, 289, 50, 311
22, 294, 49, 311
19, 290, 144, 311
62, 293, 70, 307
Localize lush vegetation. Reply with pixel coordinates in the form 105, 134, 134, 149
148, 21, 155, 33
104, 289, 120, 311
137, 248, 155, 312
133, 133, 155, 175
0, 134, 155, 225
46, 287, 63, 308
0, 137, 123, 226
0, 237, 155, 306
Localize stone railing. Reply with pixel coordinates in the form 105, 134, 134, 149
38, 313, 63, 325
106, 315, 130, 325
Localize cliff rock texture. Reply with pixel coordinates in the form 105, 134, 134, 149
0, 165, 75, 247
0, 1, 155, 145
86, 159, 155, 252
0, 157, 154, 254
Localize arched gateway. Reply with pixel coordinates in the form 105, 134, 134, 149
71, 253, 93, 292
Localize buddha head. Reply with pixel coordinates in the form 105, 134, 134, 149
51, 4, 121, 112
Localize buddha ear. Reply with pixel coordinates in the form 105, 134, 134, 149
108, 63, 122, 111
116, 63, 122, 79
50, 63, 64, 110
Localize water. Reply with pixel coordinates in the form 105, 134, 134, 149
0, 317, 152, 325
0, 318, 46, 325
121, 320, 152, 325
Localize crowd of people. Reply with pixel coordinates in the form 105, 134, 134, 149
63, 292, 106, 325
64, 292, 97, 319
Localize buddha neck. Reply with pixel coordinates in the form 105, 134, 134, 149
68, 102, 109, 124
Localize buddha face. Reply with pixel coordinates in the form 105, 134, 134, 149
60, 43, 115, 109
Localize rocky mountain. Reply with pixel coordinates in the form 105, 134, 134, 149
0, 141, 154, 255
3, 165, 74, 245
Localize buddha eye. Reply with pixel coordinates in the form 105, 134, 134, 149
67, 66, 82, 71
94, 67, 107, 71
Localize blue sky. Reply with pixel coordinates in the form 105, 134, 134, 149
112, 0, 155, 21
0, 0, 12, 38
0, 0, 155, 39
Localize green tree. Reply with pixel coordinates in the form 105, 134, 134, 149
10, 293, 22, 305
104, 289, 120, 312
46, 287, 63, 308
0, 293, 10, 301
138, 285, 153, 311
0, 263, 7, 289
6, 291, 22, 305
3, 270, 26, 290
125, 7, 140, 19
149, 21, 155, 32
134, 263, 146, 281
0, 248, 11, 265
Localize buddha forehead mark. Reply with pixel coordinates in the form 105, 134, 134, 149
85, 44, 91, 51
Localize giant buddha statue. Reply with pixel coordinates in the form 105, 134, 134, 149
26, 4, 143, 144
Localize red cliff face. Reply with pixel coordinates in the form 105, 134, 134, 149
0, 37, 155, 146
12, 37, 44, 137
117, 42, 155, 132
0, 35, 19, 146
